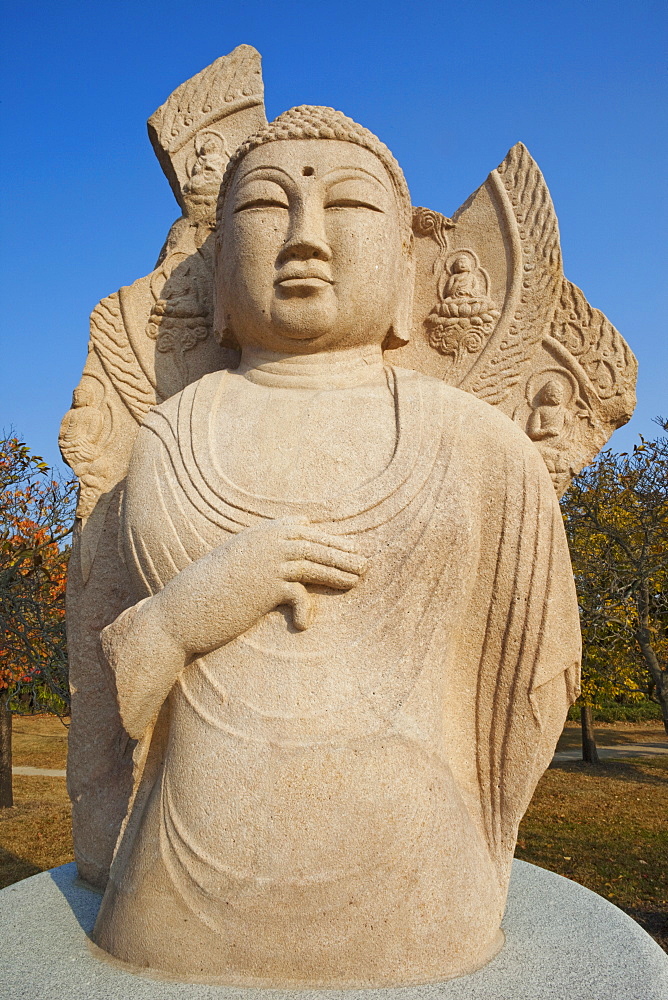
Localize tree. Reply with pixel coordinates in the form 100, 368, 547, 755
0, 435, 76, 806
561, 419, 668, 749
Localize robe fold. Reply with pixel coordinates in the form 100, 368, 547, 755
94, 366, 580, 986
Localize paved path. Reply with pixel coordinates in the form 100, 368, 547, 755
553, 741, 668, 763
12, 766, 67, 777
11, 742, 667, 777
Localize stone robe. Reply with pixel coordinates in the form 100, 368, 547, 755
94, 365, 580, 986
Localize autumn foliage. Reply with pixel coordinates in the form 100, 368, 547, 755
561, 418, 668, 734
0, 436, 76, 713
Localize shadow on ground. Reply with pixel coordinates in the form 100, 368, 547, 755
50, 862, 102, 936
557, 723, 667, 753
549, 758, 668, 787
0, 847, 41, 889
624, 908, 668, 952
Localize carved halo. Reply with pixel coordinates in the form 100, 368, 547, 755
196, 129, 227, 156
439, 248, 491, 299
74, 371, 106, 405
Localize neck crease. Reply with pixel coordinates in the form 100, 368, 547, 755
238, 345, 387, 390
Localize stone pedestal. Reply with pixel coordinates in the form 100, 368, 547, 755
0, 859, 665, 999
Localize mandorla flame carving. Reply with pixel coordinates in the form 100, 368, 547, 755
60, 47, 267, 568
62, 100, 637, 541
402, 143, 636, 496
147, 44, 264, 223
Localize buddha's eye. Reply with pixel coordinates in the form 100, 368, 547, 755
325, 198, 384, 212
234, 198, 289, 212
324, 179, 386, 213
233, 180, 289, 212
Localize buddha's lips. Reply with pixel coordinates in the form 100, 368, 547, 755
274, 269, 333, 288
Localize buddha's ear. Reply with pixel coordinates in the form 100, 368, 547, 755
213, 315, 240, 350
384, 249, 415, 351
212, 250, 240, 349
215, 326, 241, 350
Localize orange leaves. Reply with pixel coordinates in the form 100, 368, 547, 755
0, 436, 75, 710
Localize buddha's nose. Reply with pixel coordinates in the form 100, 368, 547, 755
279, 203, 332, 263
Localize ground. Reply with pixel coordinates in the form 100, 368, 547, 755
557, 719, 667, 753
516, 753, 667, 949
1, 716, 666, 951
0, 716, 70, 887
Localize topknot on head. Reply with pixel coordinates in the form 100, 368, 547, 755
216, 105, 413, 244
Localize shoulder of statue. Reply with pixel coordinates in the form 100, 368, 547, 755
393, 364, 514, 424
128, 370, 228, 478
142, 369, 227, 433
393, 365, 552, 478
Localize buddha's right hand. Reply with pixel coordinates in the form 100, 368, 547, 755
104, 519, 367, 738
156, 517, 368, 656
251, 517, 368, 631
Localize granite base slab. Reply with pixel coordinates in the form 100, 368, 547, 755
0, 859, 666, 999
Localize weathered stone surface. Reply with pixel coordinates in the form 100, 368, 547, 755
2, 862, 667, 999
60, 52, 636, 986
61, 46, 265, 890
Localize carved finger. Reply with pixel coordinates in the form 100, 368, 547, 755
277, 515, 310, 528
289, 541, 368, 575
285, 560, 360, 590
281, 582, 314, 631
286, 525, 361, 553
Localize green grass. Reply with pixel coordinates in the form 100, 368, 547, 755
567, 700, 663, 723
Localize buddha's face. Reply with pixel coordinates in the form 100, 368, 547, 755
73, 386, 94, 408
216, 139, 409, 353
541, 380, 564, 405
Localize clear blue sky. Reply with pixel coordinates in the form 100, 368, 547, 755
1, 0, 665, 473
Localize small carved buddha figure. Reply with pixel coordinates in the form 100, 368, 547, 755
182, 132, 229, 224
184, 132, 228, 199
59, 383, 104, 466
146, 259, 210, 355
59, 381, 111, 517
442, 253, 484, 300
93, 107, 580, 987
527, 379, 569, 442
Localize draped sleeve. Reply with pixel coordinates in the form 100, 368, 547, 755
462, 411, 581, 876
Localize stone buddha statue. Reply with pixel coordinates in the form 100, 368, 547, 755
90, 106, 582, 987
